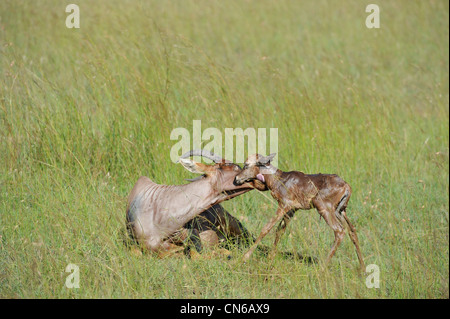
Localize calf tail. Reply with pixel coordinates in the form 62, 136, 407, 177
336, 191, 349, 215
334, 187, 352, 229
335, 186, 351, 228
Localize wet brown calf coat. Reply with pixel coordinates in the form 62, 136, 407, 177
234, 154, 365, 269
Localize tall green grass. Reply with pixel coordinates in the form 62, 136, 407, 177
1, 0, 448, 298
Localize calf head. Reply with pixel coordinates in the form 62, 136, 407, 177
234, 153, 277, 185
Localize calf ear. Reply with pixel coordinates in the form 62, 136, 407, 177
267, 153, 277, 161
259, 153, 277, 164
179, 158, 213, 175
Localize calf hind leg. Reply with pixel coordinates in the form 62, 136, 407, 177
341, 210, 365, 270
317, 208, 346, 265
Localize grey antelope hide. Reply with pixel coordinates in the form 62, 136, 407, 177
126, 150, 264, 257
234, 153, 365, 270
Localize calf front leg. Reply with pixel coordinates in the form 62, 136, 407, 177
243, 207, 288, 261
269, 209, 296, 259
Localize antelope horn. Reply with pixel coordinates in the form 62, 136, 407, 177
180, 149, 231, 163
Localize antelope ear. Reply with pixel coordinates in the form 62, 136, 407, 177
179, 158, 212, 175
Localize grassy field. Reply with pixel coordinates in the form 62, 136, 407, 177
0, 0, 448, 298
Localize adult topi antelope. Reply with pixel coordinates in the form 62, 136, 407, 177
126, 150, 262, 256
234, 153, 365, 270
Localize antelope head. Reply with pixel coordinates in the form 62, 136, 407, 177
179, 150, 265, 201
234, 153, 277, 185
